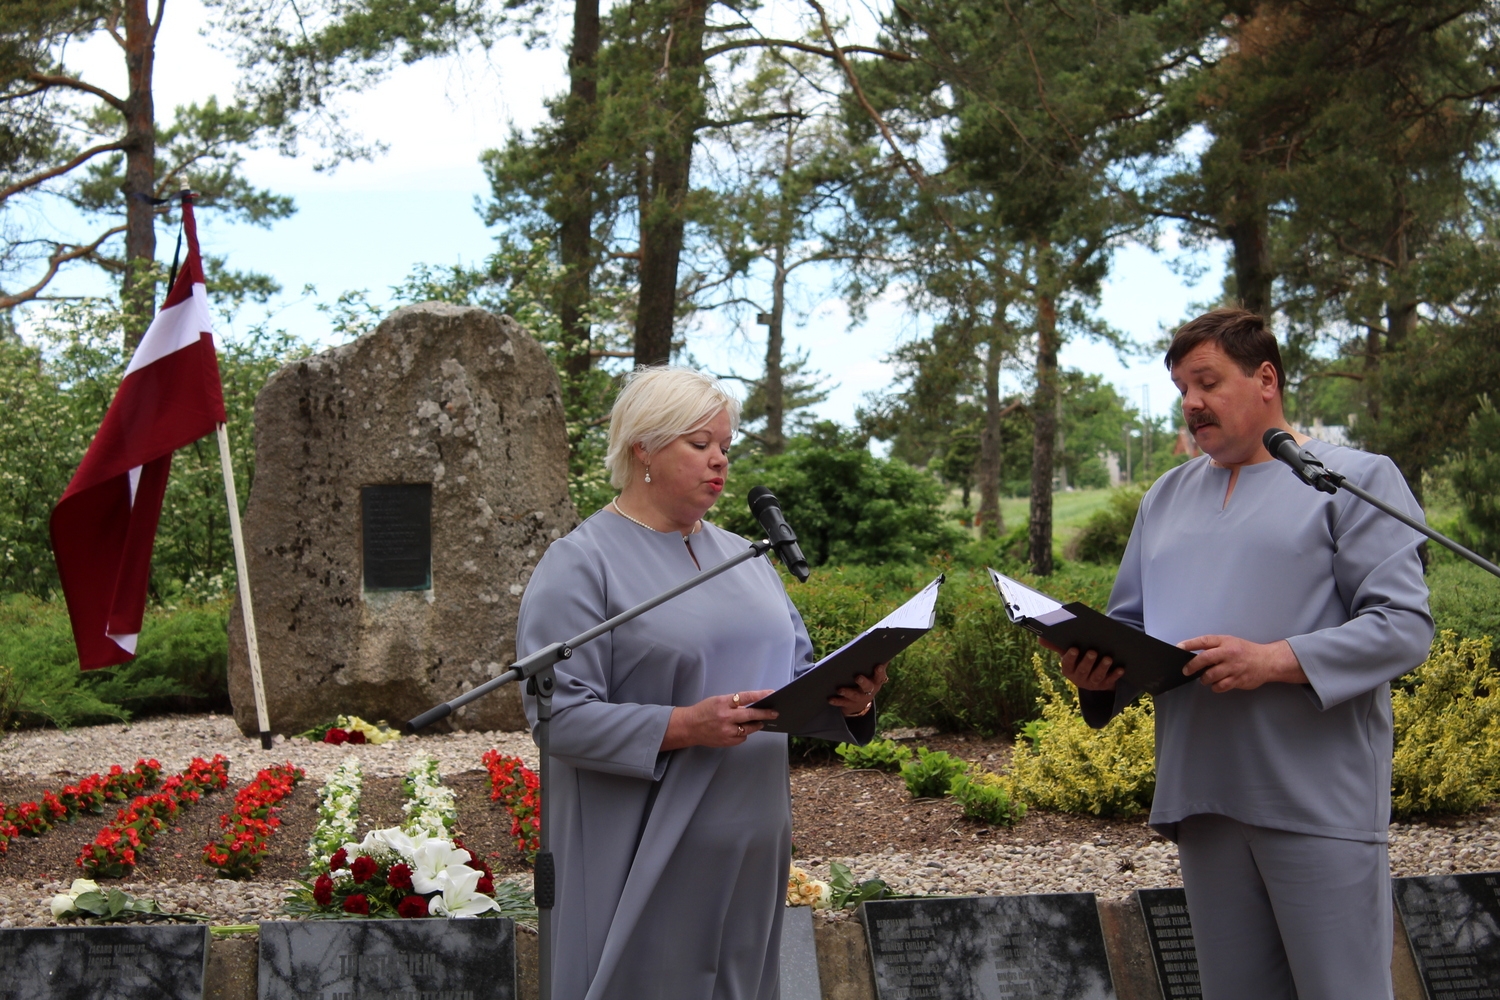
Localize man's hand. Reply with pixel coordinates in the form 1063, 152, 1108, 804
1179, 635, 1307, 693
1046, 640, 1123, 692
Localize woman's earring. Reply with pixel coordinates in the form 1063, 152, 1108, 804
644, 464, 652, 484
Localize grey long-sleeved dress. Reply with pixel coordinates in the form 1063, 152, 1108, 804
517, 508, 840, 1000
1080, 439, 1434, 843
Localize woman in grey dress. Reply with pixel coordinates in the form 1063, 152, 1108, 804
517, 367, 883, 1000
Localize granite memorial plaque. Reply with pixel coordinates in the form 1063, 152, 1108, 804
1394, 873, 1500, 1000
361, 483, 432, 591
780, 905, 823, 1000
258, 918, 515, 1000
863, 893, 1117, 1000
0, 924, 209, 1000
1135, 888, 1201, 1000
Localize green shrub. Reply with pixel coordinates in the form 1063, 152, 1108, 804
0, 594, 231, 728
1006, 657, 1156, 817
1070, 488, 1145, 566
900, 747, 969, 798
949, 770, 1025, 826
0, 663, 17, 731
835, 738, 911, 771
1451, 395, 1500, 561
1392, 631, 1500, 817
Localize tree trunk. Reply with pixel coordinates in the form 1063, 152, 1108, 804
633, 0, 708, 368
557, 0, 600, 403
1029, 260, 1059, 576
977, 335, 1004, 538
1225, 193, 1271, 317
120, 0, 158, 349
763, 240, 787, 455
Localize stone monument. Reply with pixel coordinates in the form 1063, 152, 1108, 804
227, 303, 577, 734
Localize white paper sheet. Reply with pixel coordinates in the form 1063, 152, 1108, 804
987, 567, 1065, 622
872, 575, 942, 631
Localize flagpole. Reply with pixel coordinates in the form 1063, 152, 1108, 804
216, 422, 273, 750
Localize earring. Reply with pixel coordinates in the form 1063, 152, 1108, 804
644, 464, 652, 484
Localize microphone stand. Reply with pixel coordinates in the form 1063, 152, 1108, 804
1286, 450, 1500, 580
407, 538, 777, 1000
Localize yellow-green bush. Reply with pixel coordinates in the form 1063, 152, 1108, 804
1392, 631, 1500, 817
1005, 657, 1156, 817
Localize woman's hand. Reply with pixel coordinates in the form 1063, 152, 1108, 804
829, 663, 887, 718
662, 690, 778, 750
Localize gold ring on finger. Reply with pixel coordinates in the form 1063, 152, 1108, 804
732, 692, 741, 706
736, 724, 745, 736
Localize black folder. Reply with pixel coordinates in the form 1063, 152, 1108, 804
987, 568, 1196, 696
752, 575, 944, 742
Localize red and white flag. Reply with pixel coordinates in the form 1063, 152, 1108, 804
50, 200, 226, 669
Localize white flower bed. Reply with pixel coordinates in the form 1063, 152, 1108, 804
401, 753, 457, 839
307, 757, 363, 868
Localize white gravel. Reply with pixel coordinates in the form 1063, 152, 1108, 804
0, 715, 1496, 928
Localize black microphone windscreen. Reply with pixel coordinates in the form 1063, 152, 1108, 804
1263, 428, 1294, 452
747, 485, 776, 514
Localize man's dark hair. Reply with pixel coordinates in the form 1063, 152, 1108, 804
1164, 308, 1285, 395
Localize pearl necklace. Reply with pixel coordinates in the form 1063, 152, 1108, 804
611, 499, 700, 536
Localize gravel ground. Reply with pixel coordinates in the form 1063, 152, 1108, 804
0, 714, 1494, 929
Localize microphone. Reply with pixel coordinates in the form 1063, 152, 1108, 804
747, 485, 811, 582
1263, 428, 1339, 494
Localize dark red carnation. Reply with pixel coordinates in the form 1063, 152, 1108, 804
350, 854, 377, 883
387, 863, 414, 890
347, 730, 367, 745
312, 873, 334, 906
396, 894, 429, 918
323, 728, 349, 745
476, 875, 494, 895
328, 848, 348, 870
343, 893, 370, 915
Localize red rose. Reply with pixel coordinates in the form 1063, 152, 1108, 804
313, 874, 334, 906
324, 728, 349, 745
328, 848, 348, 870
387, 863, 414, 890
347, 729, 367, 745
343, 894, 370, 915
396, 894, 429, 918
476, 875, 494, 895
350, 855, 377, 883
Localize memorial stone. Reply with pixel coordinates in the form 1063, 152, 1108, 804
1135, 888, 1201, 1000
0, 924, 208, 1000
780, 905, 823, 1000
227, 303, 577, 734
1394, 873, 1500, 1000
257, 918, 516, 1000
863, 894, 1117, 1000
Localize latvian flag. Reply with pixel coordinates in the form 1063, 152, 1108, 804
50, 199, 227, 668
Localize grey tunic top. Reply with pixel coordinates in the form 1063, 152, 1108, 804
1081, 440, 1434, 843
518, 508, 861, 1000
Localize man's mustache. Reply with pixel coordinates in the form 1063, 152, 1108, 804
1188, 413, 1218, 433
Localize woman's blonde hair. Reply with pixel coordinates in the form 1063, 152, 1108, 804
605, 366, 741, 488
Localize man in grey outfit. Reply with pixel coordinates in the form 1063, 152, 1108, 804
1061, 308, 1434, 1000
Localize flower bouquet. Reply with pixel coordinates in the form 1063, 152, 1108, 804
50, 878, 206, 923
298, 715, 402, 746
286, 827, 534, 921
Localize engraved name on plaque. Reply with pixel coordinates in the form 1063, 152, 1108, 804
863, 894, 1116, 1000
1135, 888, 1202, 1000
1394, 872, 1500, 1000
360, 483, 432, 591
0, 925, 209, 1000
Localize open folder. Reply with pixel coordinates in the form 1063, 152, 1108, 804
987, 567, 1196, 696
752, 575, 944, 743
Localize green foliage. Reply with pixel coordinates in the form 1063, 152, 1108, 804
1070, 488, 1144, 567
0, 662, 16, 732
0, 594, 230, 728
1391, 632, 1500, 817
949, 770, 1025, 826
1006, 658, 1156, 817
1451, 395, 1500, 560
900, 747, 969, 799
835, 738, 911, 772
717, 425, 966, 567
827, 861, 891, 910
1427, 561, 1500, 650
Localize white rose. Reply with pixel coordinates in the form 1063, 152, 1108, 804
50, 895, 76, 919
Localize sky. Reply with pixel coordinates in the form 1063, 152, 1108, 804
37, 0, 1225, 430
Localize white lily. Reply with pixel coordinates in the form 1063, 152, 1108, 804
427, 866, 500, 919
371, 827, 418, 859
409, 839, 473, 895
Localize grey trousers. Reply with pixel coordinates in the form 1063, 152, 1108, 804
1176, 813, 1393, 1000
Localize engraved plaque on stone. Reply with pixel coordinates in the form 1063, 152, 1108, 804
863, 894, 1117, 1000
361, 483, 432, 591
1395, 873, 1500, 1000
780, 905, 823, 1000
0, 924, 209, 1000
1135, 888, 1201, 1000
258, 918, 515, 1000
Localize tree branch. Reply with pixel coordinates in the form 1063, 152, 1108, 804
703, 37, 911, 62
0, 225, 126, 310
24, 72, 126, 111
0, 140, 127, 203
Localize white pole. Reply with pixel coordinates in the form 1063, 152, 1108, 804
216, 422, 273, 749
